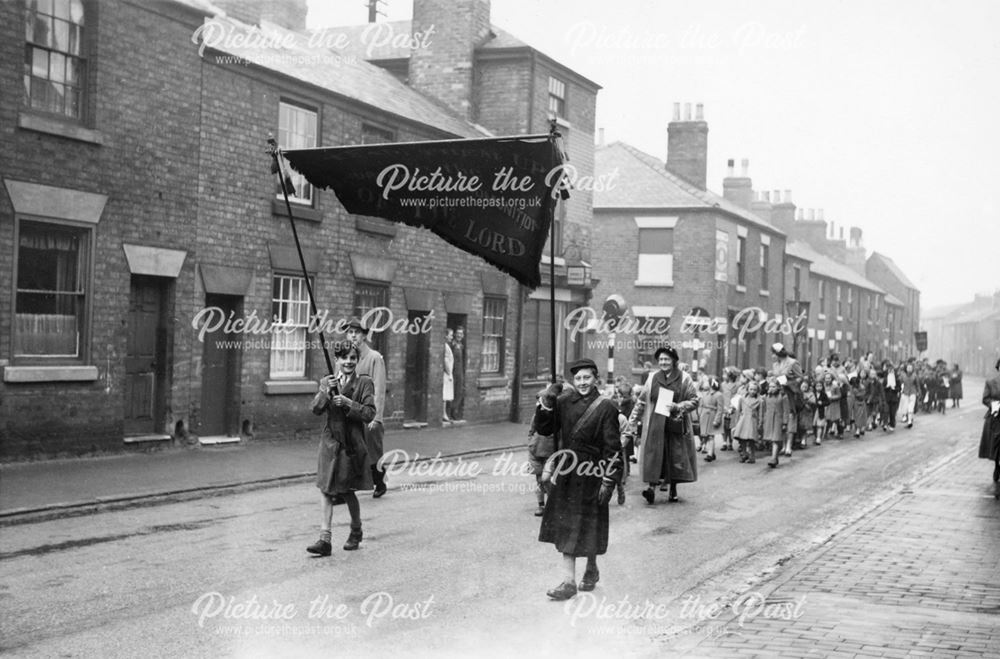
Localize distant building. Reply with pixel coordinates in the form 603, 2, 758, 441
923, 292, 1000, 376
588, 107, 920, 381
589, 105, 787, 379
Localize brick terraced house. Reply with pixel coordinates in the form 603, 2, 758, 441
0, 0, 600, 458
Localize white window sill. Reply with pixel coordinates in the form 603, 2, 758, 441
19, 111, 104, 145
837, 316, 843, 322
759, 290, 769, 297
736, 285, 747, 293
3, 365, 99, 382
634, 280, 674, 287
264, 379, 318, 395
818, 314, 827, 321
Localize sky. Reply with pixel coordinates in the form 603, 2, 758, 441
305, 0, 1000, 310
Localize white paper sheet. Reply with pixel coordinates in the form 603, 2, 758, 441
654, 388, 675, 416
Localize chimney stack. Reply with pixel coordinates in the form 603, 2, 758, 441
666, 101, 709, 189
771, 187, 796, 234
845, 226, 866, 274
723, 157, 752, 209
750, 189, 773, 224
598, 127, 605, 147
409, 0, 493, 120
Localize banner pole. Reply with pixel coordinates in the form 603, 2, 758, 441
547, 119, 562, 384
267, 136, 335, 375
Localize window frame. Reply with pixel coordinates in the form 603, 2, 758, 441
268, 272, 313, 380
736, 235, 747, 286
23, 0, 89, 121
277, 99, 318, 206
11, 215, 94, 365
759, 242, 769, 291
480, 296, 507, 375
634, 217, 676, 287
548, 76, 566, 118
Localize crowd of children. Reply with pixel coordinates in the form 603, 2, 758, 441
528, 351, 964, 510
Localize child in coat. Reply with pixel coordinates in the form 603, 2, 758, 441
698, 378, 724, 462
732, 381, 762, 464
760, 378, 788, 468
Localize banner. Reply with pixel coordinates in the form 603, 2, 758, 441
914, 331, 928, 352
283, 135, 566, 289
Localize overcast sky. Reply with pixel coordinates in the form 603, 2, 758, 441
306, 0, 1000, 310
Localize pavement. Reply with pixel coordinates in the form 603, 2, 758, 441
0, 420, 527, 524
664, 422, 1000, 658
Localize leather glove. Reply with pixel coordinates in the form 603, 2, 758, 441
598, 481, 614, 506
540, 382, 563, 410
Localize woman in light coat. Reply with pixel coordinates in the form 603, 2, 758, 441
627, 346, 699, 504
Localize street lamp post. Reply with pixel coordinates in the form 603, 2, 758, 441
603, 294, 625, 383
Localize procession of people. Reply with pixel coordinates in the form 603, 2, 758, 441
303, 317, 993, 596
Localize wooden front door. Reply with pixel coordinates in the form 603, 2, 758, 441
125, 277, 167, 435
200, 294, 242, 436
404, 311, 430, 422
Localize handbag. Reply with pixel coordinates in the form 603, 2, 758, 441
665, 415, 686, 435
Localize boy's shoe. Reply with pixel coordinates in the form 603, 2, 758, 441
547, 582, 578, 601
579, 568, 600, 592
306, 539, 332, 556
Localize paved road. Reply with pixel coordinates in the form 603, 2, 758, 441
0, 403, 987, 658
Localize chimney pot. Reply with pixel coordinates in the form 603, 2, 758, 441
726, 159, 735, 176
839, 227, 844, 240
763, 191, 770, 203
806, 209, 814, 221
673, 103, 680, 121
818, 209, 825, 221
695, 103, 704, 120
741, 159, 749, 176
684, 103, 692, 121
784, 189, 792, 203
598, 127, 605, 147
773, 189, 781, 203
795, 208, 801, 220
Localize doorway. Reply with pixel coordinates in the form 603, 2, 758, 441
124, 276, 169, 436
200, 294, 243, 436
404, 310, 431, 423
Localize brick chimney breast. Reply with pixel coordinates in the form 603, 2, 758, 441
409, 0, 492, 120
666, 102, 709, 189
723, 157, 753, 210
771, 189, 796, 234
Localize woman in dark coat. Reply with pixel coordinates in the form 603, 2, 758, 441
535, 358, 622, 600
978, 358, 1000, 492
628, 346, 699, 504
306, 341, 376, 556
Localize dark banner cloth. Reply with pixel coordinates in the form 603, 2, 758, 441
283, 135, 565, 289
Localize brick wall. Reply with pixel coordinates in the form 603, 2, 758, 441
0, 0, 205, 458
1, 0, 525, 459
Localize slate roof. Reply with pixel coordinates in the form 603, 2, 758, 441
310, 21, 600, 89
869, 252, 918, 290
192, 15, 487, 138
786, 240, 885, 294
594, 142, 783, 235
